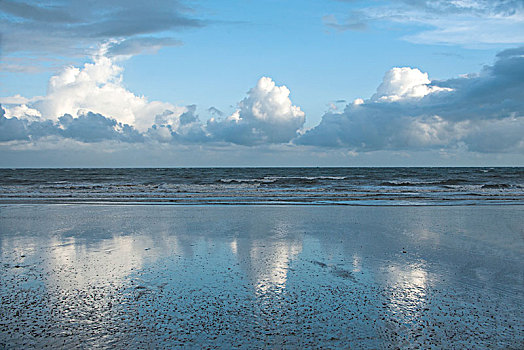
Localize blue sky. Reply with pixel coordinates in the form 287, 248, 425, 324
1, 0, 523, 166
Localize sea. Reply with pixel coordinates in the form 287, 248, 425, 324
1, 167, 522, 205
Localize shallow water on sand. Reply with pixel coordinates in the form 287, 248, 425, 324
0, 205, 523, 348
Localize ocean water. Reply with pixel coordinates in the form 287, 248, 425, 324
0, 167, 522, 205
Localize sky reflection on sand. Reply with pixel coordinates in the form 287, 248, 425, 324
0, 205, 522, 348
235, 237, 302, 295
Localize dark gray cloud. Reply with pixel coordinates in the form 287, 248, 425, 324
0, 106, 143, 143
0, 107, 29, 142
0, 0, 203, 64
58, 112, 144, 143
0, 0, 77, 23
297, 47, 524, 153
462, 118, 524, 153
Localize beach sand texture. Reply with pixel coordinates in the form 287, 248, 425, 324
1, 205, 523, 348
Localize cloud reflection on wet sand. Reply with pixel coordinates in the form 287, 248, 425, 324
0, 205, 522, 348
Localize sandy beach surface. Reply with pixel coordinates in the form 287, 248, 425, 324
1, 204, 523, 348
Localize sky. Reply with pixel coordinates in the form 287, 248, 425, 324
0, 0, 523, 167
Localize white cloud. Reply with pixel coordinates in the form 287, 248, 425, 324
3, 104, 42, 120
1, 46, 523, 158
207, 77, 305, 145
297, 47, 524, 153
371, 67, 452, 102
4, 47, 186, 132
1, 54, 301, 146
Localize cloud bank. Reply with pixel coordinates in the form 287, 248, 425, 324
297, 47, 524, 153
1, 47, 523, 157
1, 52, 304, 146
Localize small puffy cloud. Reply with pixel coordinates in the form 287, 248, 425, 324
148, 105, 208, 143
207, 77, 305, 145
371, 67, 452, 102
297, 47, 524, 153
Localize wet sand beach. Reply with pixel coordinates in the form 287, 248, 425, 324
1, 205, 523, 348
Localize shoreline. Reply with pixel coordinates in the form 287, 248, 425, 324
1, 201, 524, 206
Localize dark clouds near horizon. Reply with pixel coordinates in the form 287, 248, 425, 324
296, 47, 524, 153
1, 47, 523, 154
0, 109, 143, 143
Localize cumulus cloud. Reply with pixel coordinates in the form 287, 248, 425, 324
207, 77, 305, 145
3, 47, 188, 132
371, 67, 452, 102
0, 48, 209, 144
297, 47, 524, 153
1, 47, 523, 155
0, 53, 303, 146
147, 105, 208, 143
326, 0, 524, 46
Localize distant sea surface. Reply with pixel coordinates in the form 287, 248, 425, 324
0, 167, 523, 205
